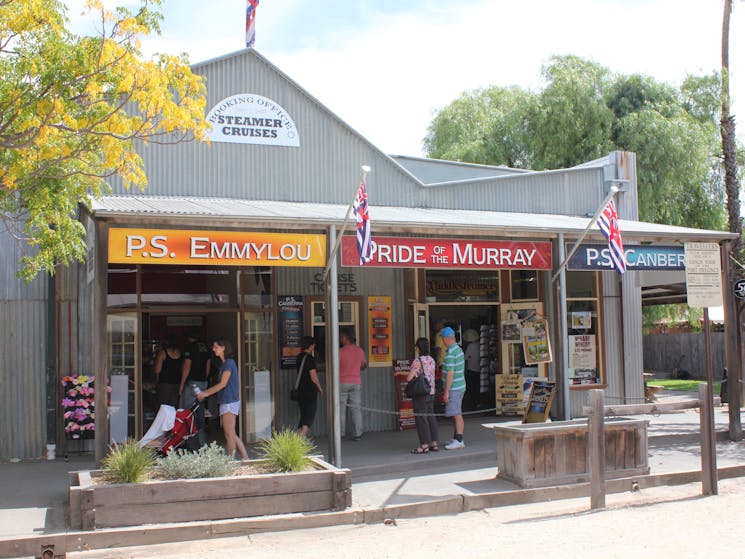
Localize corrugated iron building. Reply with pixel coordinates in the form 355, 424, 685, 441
0, 48, 734, 460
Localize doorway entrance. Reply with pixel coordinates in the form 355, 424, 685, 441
421, 303, 500, 411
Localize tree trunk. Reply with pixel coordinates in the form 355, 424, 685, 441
721, 0, 743, 441
722, 0, 741, 259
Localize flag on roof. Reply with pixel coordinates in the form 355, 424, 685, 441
352, 178, 372, 265
597, 198, 626, 274
246, 0, 259, 47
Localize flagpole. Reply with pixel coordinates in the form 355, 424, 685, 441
551, 185, 619, 284
322, 165, 371, 282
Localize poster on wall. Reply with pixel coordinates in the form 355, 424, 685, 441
522, 319, 552, 364
393, 359, 416, 430
569, 334, 596, 370
522, 381, 556, 424
571, 311, 592, 330
368, 296, 393, 367
278, 296, 304, 368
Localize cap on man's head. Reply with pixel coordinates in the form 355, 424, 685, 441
441, 326, 456, 338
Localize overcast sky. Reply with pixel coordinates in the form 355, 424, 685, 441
68, 0, 745, 158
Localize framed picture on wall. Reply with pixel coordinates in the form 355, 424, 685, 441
522, 318, 552, 364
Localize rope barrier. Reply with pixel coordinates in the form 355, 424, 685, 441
346, 403, 499, 418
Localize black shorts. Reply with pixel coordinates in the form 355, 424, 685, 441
298, 395, 318, 428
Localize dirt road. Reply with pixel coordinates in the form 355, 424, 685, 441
71, 477, 745, 558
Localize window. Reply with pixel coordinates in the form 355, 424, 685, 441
309, 299, 359, 368
566, 272, 603, 386
510, 270, 539, 301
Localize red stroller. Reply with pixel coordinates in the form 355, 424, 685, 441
157, 399, 200, 455
139, 399, 201, 455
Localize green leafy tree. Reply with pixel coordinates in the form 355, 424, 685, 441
423, 55, 727, 231
0, 0, 207, 280
423, 86, 535, 168
529, 55, 615, 170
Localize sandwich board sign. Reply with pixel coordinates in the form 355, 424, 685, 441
684, 242, 722, 309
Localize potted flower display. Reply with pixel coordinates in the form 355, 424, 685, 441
62, 374, 95, 439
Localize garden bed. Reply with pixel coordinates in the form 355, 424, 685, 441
69, 455, 351, 529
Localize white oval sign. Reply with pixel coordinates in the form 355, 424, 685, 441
205, 94, 300, 147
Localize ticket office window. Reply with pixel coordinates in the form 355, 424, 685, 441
309, 299, 360, 369
566, 272, 604, 386
510, 270, 539, 301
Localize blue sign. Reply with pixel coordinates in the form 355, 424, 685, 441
567, 244, 685, 271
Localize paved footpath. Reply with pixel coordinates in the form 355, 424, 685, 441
70, 476, 745, 559
1, 394, 744, 557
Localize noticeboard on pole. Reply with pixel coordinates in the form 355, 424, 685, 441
684, 242, 723, 308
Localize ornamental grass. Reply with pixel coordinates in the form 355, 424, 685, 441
257, 429, 315, 472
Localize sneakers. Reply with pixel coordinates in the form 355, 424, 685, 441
444, 439, 465, 450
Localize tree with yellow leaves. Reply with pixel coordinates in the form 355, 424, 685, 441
0, 0, 207, 280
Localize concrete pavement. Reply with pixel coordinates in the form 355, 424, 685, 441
1, 392, 744, 557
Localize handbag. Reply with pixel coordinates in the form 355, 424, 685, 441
290, 354, 308, 401
405, 358, 431, 398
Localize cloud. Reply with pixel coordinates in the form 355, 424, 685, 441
65, 0, 745, 157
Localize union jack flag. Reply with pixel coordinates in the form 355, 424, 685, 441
246, 0, 259, 47
597, 198, 626, 274
352, 178, 372, 265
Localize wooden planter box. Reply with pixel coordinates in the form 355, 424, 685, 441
485, 418, 649, 488
68, 456, 351, 530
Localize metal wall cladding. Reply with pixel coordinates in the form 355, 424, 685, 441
600, 274, 625, 406
620, 271, 644, 403
392, 156, 527, 184
0, 300, 47, 459
114, 51, 416, 209
109, 50, 607, 218
274, 265, 401, 436
0, 230, 48, 301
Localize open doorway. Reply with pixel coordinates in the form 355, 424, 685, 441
428, 304, 499, 411
141, 312, 239, 443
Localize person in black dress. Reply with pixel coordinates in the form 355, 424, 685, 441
296, 335, 323, 437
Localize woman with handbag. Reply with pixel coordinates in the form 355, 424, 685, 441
398, 337, 439, 454
295, 335, 323, 437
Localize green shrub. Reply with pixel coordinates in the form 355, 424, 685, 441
101, 439, 156, 483
154, 442, 239, 479
257, 429, 315, 472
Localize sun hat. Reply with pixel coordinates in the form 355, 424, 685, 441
441, 326, 456, 338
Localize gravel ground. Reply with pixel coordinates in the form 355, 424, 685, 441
72, 476, 745, 559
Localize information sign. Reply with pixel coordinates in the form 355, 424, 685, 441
684, 243, 723, 308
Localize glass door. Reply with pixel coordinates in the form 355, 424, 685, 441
243, 311, 273, 442
107, 313, 138, 440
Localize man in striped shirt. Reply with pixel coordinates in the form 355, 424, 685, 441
441, 327, 466, 450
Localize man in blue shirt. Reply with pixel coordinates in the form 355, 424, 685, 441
441, 327, 466, 450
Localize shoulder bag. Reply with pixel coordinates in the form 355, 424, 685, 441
405, 357, 431, 398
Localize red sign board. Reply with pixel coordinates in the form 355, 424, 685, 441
393, 359, 416, 430
342, 236, 552, 270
